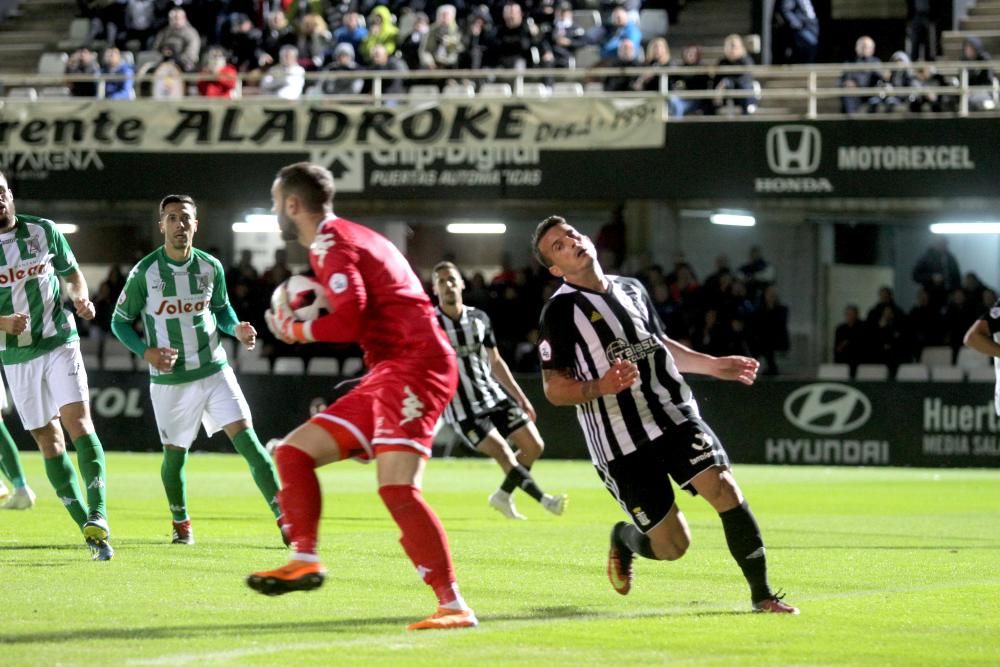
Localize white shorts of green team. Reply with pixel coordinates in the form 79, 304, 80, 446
3, 341, 89, 431
149, 366, 251, 449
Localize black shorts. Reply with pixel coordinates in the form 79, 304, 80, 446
455, 399, 530, 450
595, 417, 730, 533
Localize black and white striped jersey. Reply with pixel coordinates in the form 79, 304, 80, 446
435, 305, 509, 423
538, 275, 699, 464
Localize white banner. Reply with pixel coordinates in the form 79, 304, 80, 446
0, 98, 663, 153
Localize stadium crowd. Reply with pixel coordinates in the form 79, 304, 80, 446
63, 0, 997, 114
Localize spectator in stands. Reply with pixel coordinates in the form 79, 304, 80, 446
599, 6, 641, 63
906, 0, 934, 62
963, 272, 990, 311
259, 44, 306, 99
153, 8, 201, 72
399, 11, 430, 73
753, 285, 789, 375
320, 43, 365, 95
460, 5, 496, 70
883, 51, 918, 112
198, 47, 238, 98
297, 13, 333, 70
703, 254, 732, 301
714, 34, 758, 114
92, 264, 127, 370
962, 37, 998, 111
419, 4, 463, 70
840, 35, 886, 114
362, 43, 407, 96
85, 0, 125, 49
258, 11, 297, 69
332, 11, 368, 55
908, 285, 945, 362
222, 13, 262, 71
871, 301, 910, 375
673, 45, 714, 116
944, 287, 978, 359
359, 6, 399, 65
739, 245, 775, 303
772, 0, 819, 64
124, 0, 157, 51
101, 47, 134, 99
633, 36, 671, 91
492, 2, 540, 70
150, 57, 186, 98
866, 286, 906, 330
66, 47, 101, 97
834, 304, 868, 375
912, 237, 961, 311
910, 64, 957, 112
604, 38, 641, 91
546, 1, 586, 69
693, 308, 734, 357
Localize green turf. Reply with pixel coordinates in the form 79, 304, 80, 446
1, 453, 998, 666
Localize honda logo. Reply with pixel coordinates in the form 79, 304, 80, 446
783, 383, 871, 435
766, 125, 822, 175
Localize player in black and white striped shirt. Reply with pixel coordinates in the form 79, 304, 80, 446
433, 262, 566, 520
533, 216, 798, 614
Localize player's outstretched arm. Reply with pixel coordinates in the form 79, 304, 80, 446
542, 359, 639, 406
662, 336, 759, 385
963, 319, 1000, 357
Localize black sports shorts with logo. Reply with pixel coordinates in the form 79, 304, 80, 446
456, 398, 530, 450
595, 416, 731, 533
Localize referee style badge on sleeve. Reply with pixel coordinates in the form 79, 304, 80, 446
539, 340, 552, 362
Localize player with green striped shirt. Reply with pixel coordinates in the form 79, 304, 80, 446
0, 170, 113, 561
111, 194, 284, 546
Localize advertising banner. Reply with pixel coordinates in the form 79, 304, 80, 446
0, 98, 663, 153
4, 373, 997, 467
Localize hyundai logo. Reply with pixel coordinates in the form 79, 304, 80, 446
766, 125, 822, 175
783, 383, 871, 435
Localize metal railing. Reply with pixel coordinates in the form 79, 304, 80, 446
2, 60, 997, 120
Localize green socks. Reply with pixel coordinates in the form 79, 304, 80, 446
0, 422, 27, 488
72, 433, 107, 519
44, 452, 88, 527
231, 428, 282, 518
161, 447, 189, 521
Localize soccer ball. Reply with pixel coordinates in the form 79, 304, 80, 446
272, 274, 330, 320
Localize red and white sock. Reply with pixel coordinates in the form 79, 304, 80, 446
274, 445, 322, 556
378, 484, 466, 609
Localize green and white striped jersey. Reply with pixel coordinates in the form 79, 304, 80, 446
0, 214, 80, 365
114, 247, 231, 385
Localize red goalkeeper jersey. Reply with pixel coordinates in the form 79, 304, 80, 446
306, 216, 451, 367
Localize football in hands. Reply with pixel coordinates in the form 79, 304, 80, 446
272, 275, 330, 320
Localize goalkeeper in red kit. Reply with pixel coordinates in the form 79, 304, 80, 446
247, 162, 477, 631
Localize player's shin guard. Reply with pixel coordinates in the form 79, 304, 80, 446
231, 428, 282, 518
43, 452, 89, 527
161, 447, 189, 521
719, 501, 773, 603
274, 445, 321, 556
499, 464, 545, 502
378, 484, 461, 607
0, 422, 27, 487
73, 433, 107, 519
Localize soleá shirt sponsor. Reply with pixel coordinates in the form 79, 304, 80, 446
113, 247, 230, 385
0, 214, 80, 364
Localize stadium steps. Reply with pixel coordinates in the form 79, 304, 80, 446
941, 29, 1000, 59
960, 16, 1000, 31
665, 0, 752, 50
0, 0, 78, 75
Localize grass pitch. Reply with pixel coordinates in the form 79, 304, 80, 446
1, 453, 999, 666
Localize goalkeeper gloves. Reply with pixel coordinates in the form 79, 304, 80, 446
265, 303, 314, 344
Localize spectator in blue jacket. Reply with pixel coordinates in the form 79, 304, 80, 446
101, 47, 134, 100
599, 6, 641, 62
